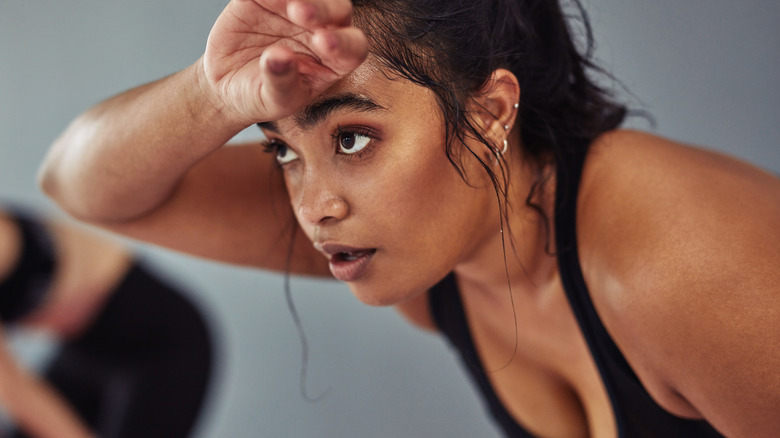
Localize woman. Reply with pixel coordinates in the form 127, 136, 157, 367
0, 207, 213, 438
38, 0, 779, 437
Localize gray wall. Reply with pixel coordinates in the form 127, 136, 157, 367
0, 1, 777, 437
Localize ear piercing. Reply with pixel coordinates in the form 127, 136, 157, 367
496, 103, 519, 158
493, 139, 508, 162
503, 103, 519, 132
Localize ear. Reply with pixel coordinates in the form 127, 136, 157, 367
470, 69, 521, 160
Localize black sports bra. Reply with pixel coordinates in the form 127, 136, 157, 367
428, 144, 723, 437
0, 208, 57, 323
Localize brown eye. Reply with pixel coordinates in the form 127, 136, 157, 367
338, 132, 370, 154
275, 143, 299, 165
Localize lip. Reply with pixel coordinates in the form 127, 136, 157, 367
314, 242, 377, 282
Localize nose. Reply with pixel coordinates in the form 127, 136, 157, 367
296, 179, 349, 226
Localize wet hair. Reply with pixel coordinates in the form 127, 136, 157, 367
352, 0, 628, 242
283, 0, 631, 391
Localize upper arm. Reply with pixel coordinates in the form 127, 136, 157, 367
0, 212, 21, 281
579, 131, 780, 437
99, 143, 330, 277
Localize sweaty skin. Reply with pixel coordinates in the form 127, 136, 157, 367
37, 1, 780, 437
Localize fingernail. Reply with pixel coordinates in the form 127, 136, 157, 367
301, 4, 316, 23
291, 2, 317, 25
323, 32, 339, 52
268, 58, 292, 75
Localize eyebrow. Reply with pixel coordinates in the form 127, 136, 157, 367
257, 93, 386, 133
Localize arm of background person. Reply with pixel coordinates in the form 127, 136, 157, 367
0, 214, 94, 438
0, 328, 94, 438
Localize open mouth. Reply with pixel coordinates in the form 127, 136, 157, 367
333, 248, 377, 262
327, 248, 377, 282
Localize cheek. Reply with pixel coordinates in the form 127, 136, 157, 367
363, 144, 483, 245
282, 172, 299, 210
280, 169, 311, 235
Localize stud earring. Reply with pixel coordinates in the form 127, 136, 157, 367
514, 103, 519, 109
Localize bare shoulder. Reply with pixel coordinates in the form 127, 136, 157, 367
578, 129, 780, 281
576, 130, 780, 437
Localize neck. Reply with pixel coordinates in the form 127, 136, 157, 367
454, 159, 558, 304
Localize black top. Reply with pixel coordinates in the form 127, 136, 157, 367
0, 208, 57, 323
428, 145, 724, 437
10, 262, 214, 438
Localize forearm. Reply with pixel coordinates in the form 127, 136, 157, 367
39, 0, 367, 226
1, 367, 94, 438
0, 330, 93, 438
38, 58, 248, 224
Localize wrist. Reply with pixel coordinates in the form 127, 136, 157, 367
191, 57, 251, 134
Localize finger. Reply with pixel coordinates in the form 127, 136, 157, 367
311, 27, 369, 76
259, 46, 310, 114
287, 0, 354, 29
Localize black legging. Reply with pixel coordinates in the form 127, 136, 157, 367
12, 263, 214, 438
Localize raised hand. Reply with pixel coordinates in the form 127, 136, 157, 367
202, 0, 369, 125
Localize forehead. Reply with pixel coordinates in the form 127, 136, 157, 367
337, 55, 383, 92
260, 58, 435, 134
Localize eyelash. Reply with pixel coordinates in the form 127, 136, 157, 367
332, 125, 378, 162
260, 138, 289, 167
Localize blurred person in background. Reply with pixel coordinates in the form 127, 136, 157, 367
0, 205, 213, 438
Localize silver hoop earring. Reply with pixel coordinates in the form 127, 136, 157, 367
493, 139, 508, 164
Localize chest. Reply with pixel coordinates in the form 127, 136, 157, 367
458, 280, 617, 438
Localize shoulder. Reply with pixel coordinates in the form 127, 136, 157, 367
575, 130, 780, 436
578, 130, 780, 281
578, 130, 780, 282
0, 212, 22, 282
577, 129, 780, 279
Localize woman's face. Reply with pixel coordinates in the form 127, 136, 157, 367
260, 61, 501, 305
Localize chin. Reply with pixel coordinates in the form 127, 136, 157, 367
346, 282, 417, 307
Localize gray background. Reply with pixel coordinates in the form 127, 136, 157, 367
0, 1, 778, 437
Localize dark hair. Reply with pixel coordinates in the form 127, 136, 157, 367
352, 0, 627, 244
280, 0, 631, 386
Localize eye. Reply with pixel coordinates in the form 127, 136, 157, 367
275, 144, 299, 165
337, 130, 372, 155
263, 140, 299, 165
